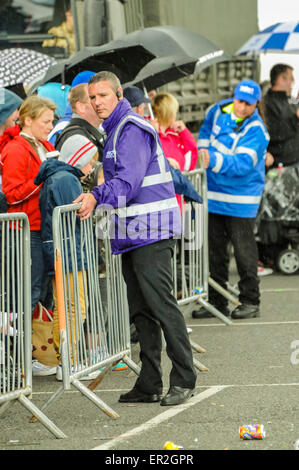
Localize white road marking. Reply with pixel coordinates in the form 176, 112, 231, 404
31, 382, 299, 396
187, 320, 299, 327
91, 385, 228, 451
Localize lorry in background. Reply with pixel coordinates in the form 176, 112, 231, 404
0, 0, 260, 131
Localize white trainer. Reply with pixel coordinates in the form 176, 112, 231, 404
56, 365, 103, 381
32, 360, 56, 376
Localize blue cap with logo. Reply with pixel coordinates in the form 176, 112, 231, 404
234, 79, 261, 105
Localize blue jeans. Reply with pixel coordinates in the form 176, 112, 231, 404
30, 231, 53, 312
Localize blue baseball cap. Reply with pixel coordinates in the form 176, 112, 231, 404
37, 82, 71, 118
234, 79, 261, 104
123, 86, 151, 107
71, 70, 95, 88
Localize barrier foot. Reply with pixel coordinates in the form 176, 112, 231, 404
189, 338, 206, 353
29, 385, 65, 423
198, 298, 233, 325
208, 277, 240, 306
193, 357, 209, 372
19, 394, 66, 439
88, 361, 118, 392
122, 354, 141, 376
72, 378, 119, 419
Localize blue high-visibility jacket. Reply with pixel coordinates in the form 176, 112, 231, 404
198, 98, 270, 218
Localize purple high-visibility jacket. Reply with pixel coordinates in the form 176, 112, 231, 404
91, 98, 181, 255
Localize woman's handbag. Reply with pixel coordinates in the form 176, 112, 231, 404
32, 302, 59, 366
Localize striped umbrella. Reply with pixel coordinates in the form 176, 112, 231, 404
235, 21, 299, 55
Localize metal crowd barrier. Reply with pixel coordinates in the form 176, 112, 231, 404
36, 203, 140, 429
174, 167, 236, 326
0, 213, 65, 439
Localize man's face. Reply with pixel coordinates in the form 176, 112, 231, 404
78, 84, 102, 127
279, 68, 294, 95
89, 80, 120, 120
233, 99, 257, 120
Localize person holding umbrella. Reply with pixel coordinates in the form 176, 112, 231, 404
74, 71, 197, 406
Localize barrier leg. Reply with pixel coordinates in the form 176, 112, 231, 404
189, 338, 206, 353
193, 357, 209, 372
197, 298, 233, 325
29, 385, 65, 424
72, 379, 119, 419
19, 394, 66, 439
122, 354, 141, 376
208, 277, 240, 306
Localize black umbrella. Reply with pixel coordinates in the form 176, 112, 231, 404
37, 44, 155, 86
126, 51, 230, 91
107, 25, 230, 67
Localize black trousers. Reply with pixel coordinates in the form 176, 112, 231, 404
208, 213, 260, 307
122, 239, 196, 395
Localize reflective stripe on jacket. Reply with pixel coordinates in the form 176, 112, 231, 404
91, 99, 181, 254
198, 98, 270, 218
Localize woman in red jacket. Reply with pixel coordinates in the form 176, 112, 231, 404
1, 95, 57, 316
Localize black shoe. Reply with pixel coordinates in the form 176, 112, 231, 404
192, 306, 230, 319
160, 386, 195, 406
231, 304, 260, 320
119, 387, 162, 403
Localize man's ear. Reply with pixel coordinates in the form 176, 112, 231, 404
116, 89, 123, 100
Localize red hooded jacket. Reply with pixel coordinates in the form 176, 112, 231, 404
0, 125, 55, 230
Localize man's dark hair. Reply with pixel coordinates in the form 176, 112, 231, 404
270, 63, 293, 86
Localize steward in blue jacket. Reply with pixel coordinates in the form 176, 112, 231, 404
193, 80, 269, 321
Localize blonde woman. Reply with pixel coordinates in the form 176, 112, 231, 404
1, 95, 56, 311
151, 92, 198, 172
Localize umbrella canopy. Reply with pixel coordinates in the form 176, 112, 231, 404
236, 21, 299, 55
38, 44, 155, 86
108, 25, 228, 63
126, 51, 230, 90
0, 48, 56, 87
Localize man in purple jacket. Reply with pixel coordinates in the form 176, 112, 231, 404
74, 71, 196, 406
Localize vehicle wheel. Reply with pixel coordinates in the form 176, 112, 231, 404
276, 249, 299, 275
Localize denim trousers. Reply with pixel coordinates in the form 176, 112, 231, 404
30, 230, 53, 313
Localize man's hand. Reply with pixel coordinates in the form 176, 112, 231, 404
199, 148, 210, 168
73, 192, 97, 220
265, 151, 274, 167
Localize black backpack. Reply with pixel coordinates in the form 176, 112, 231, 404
55, 117, 105, 162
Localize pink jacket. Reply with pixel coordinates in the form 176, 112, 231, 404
158, 127, 198, 171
